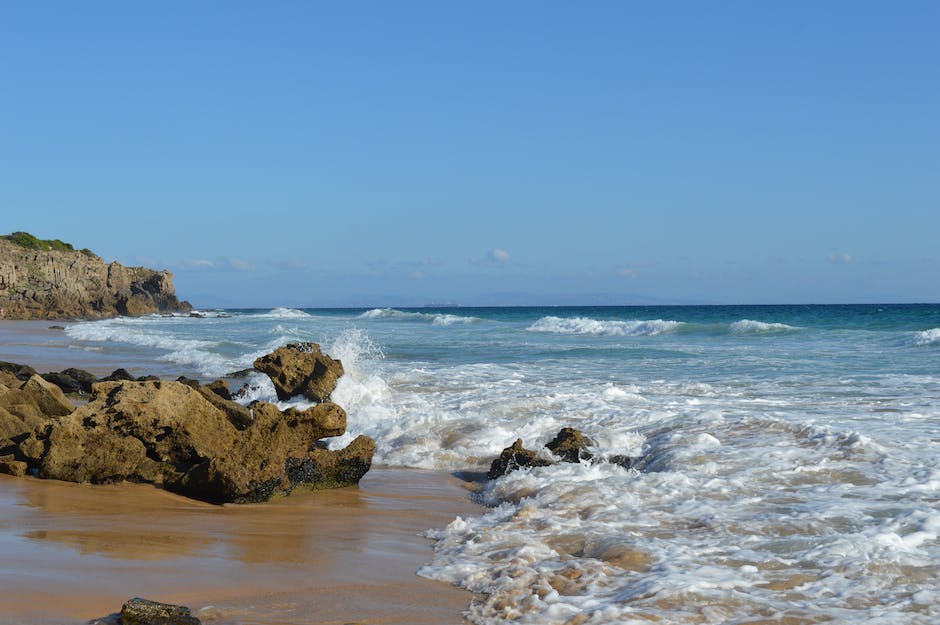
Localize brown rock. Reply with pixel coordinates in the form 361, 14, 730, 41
488, 438, 553, 479
14, 376, 373, 503
0, 453, 27, 477
545, 427, 595, 463
253, 342, 344, 402
20, 375, 75, 416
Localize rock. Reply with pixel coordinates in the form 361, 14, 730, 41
0, 405, 32, 440
62, 367, 98, 393
203, 379, 231, 400
0, 361, 37, 382
0, 453, 27, 477
253, 342, 344, 402
608, 454, 643, 470
88, 597, 201, 625
136, 375, 161, 382
487, 438, 553, 479
545, 427, 595, 463
41, 371, 83, 394
14, 376, 374, 503
196, 385, 253, 430
102, 368, 136, 382
20, 375, 75, 416
48, 325, 65, 330
175, 376, 201, 390
0, 234, 191, 320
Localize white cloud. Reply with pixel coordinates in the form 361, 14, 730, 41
487, 248, 510, 263
828, 252, 853, 265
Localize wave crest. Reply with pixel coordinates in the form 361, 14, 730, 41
910, 328, 940, 347
358, 308, 481, 326
729, 319, 800, 334
527, 316, 682, 337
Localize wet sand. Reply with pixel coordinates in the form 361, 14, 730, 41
0, 468, 483, 625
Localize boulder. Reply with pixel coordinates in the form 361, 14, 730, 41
89, 597, 201, 625
203, 379, 231, 400
545, 427, 595, 463
19, 375, 75, 416
41, 371, 84, 394
487, 438, 553, 479
253, 342, 344, 402
14, 378, 374, 503
175, 376, 201, 390
62, 368, 98, 393
102, 368, 136, 382
0, 361, 37, 382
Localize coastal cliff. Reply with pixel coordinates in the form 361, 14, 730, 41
0, 232, 191, 319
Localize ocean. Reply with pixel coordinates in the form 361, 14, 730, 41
6, 304, 940, 624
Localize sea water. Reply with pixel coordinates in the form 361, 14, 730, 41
12, 304, 940, 624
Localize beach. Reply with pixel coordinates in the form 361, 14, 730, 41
0, 468, 481, 625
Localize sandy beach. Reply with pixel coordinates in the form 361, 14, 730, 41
0, 467, 482, 625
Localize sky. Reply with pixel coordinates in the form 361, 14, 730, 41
2, 1, 938, 307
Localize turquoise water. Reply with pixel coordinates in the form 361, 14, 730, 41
8, 304, 940, 624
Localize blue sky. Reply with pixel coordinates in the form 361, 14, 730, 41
2, 1, 938, 307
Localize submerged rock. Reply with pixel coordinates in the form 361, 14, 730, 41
253, 342, 344, 402
487, 439, 553, 479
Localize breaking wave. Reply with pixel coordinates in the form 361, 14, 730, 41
910, 328, 940, 347
729, 319, 801, 334
527, 316, 683, 336
358, 308, 482, 326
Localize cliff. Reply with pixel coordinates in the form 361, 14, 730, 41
0, 233, 192, 320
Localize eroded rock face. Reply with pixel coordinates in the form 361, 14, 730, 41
253, 342, 344, 401
0, 237, 191, 320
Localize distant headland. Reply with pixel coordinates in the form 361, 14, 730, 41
0, 232, 191, 320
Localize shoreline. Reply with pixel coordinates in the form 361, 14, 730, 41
0, 467, 482, 625
0, 320, 485, 625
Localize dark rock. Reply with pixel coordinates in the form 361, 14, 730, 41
62, 368, 98, 393
41, 371, 83, 394
102, 368, 136, 382
545, 427, 595, 463
136, 375, 161, 383
203, 379, 231, 400
0, 361, 37, 382
175, 376, 201, 390
608, 454, 643, 470
48, 325, 65, 330
487, 438, 553, 479
253, 342, 344, 402
88, 597, 201, 625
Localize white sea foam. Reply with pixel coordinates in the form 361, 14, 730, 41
729, 319, 800, 334
527, 316, 682, 336
358, 307, 482, 326
910, 328, 940, 346
257, 307, 312, 318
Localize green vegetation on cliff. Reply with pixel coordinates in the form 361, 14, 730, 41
1, 231, 94, 256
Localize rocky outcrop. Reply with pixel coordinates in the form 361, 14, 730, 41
488, 427, 640, 478
0, 234, 191, 319
89, 597, 201, 625
253, 342, 344, 401
1, 343, 375, 504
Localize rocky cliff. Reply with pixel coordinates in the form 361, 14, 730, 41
0, 233, 191, 319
